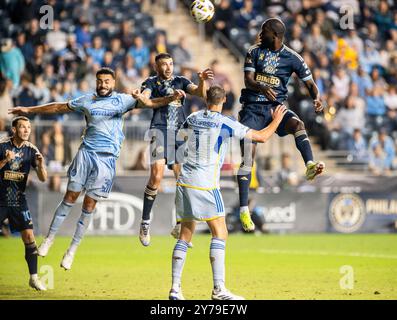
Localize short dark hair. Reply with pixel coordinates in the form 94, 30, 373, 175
96, 67, 115, 79
262, 18, 286, 39
155, 53, 172, 63
207, 85, 225, 105
12, 116, 30, 127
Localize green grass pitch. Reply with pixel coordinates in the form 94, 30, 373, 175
1, 234, 396, 300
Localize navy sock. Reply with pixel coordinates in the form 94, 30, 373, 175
24, 241, 38, 275
294, 130, 313, 164
237, 164, 252, 207
142, 185, 158, 221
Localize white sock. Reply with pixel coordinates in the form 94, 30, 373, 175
240, 206, 249, 214
172, 240, 188, 288
69, 209, 93, 254
210, 238, 226, 289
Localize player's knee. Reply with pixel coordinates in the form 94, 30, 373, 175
82, 196, 97, 212
294, 119, 305, 132
64, 191, 80, 204
21, 230, 35, 243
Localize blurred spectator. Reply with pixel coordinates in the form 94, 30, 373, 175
75, 22, 92, 48
369, 129, 396, 170
331, 67, 350, 101
277, 153, 299, 189
171, 36, 192, 74
128, 36, 150, 71
16, 32, 34, 61
13, 74, 37, 111
359, 40, 382, 73
46, 20, 67, 53
26, 44, 46, 82
305, 24, 327, 54
0, 39, 25, 88
109, 38, 125, 68
212, 0, 234, 36
117, 21, 135, 49
25, 18, 45, 46
333, 38, 358, 70
0, 75, 13, 126
152, 33, 168, 55
222, 82, 235, 116
347, 129, 368, 162
210, 59, 232, 88
86, 36, 106, 65
236, 0, 257, 30
369, 144, 391, 176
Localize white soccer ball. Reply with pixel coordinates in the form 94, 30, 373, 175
190, 0, 215, 23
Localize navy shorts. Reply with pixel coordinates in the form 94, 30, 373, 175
148, 127, 184, 169
0, 206, 33, 233
238, 103, 299, 140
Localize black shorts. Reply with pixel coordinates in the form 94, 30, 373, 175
148, 127, 184, 169
239, 103, 299, 141
0, 206, 33, 233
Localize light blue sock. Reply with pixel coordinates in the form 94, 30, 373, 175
68, 209, 93, 253
47, 201, 74, 240
172, 240, 189, 289
210, 238, 226, 289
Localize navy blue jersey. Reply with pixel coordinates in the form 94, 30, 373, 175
141, 76, 195, 130
240, 44, 312, 105
0, 138, 39, 207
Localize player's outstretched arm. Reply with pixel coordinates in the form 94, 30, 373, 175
8, 102, 71, 116
35, 152, 47, 182
132, 89, 186, 109
244, 71, 277, 101
245, 105, 287, 143
188, 68, 214, 98
304, 78, 323, 113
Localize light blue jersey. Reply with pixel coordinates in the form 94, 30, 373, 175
67, 92, 136, 158
177, 110, 250, 190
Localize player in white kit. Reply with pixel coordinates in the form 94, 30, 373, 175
169, 85, 287, 300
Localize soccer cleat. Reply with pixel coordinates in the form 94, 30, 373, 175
37, 237, 54, 257
305, 161, 325, 181
240, 210, 255, 232
211, 287, 245, 300
139, 221, 151, 246
29, 276, 47, 291
60, 250, 75, 270
169, 288, 185, 300
170, 224, 194, 248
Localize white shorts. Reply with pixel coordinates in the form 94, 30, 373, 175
175, 185, 225, 222
67, 148, 116, 200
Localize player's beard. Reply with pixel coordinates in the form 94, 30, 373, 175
96, 87, 113, 97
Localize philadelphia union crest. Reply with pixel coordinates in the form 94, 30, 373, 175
329, 193, 366, 233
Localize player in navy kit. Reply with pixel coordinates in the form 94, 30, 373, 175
137, 53, 214, 246
0, 116, 48, 290
237, 18, 325, 231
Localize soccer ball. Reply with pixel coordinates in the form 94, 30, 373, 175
190, 0, 215, 23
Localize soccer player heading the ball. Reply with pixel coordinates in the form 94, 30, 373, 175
237, 18, 325, 232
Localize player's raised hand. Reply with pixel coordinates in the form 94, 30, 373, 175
8, 106, 29, 116
313, 99, 323, 113
260, 85, 277, 101
172, 89, 186, 101
198, 68, 214, 81
5, 150, 16, 162
35, 152, 45, 167
271, 104, 288, 123
131, 89, 144, 100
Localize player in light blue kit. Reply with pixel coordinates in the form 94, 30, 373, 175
9, 67, 185, 270
169, 85, 286, 300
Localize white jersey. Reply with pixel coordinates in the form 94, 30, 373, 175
177, 110, 249, 190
